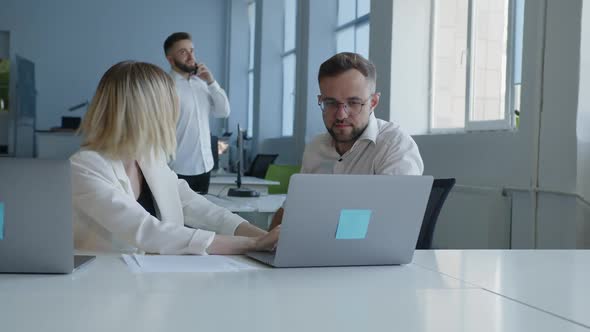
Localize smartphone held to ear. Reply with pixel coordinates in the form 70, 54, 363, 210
192, 64, 200, 76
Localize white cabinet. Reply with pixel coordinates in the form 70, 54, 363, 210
35, 131, 81, 159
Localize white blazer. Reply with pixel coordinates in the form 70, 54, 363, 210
70, 150, 246, 255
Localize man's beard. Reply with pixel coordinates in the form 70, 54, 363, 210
327, 121, 368, 144
174, 58, 197, 74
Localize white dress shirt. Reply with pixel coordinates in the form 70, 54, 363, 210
301, 113, 424, 175
70, 150, 246, 255
168, 70, 230, 176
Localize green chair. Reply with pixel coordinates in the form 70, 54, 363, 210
264, 164, 301, 194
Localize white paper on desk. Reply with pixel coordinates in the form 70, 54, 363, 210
122, 254, 258, 273
122, 254, 141, 273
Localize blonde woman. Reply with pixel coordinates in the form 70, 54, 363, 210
71, 61, 279, 255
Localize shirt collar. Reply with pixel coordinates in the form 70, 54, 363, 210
326, 112, 379, 153
356, 112, 379, 144
169, 69, 191, 81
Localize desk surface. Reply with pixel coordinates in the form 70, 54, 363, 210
412, 250, 590, 329
204, 194, 285, 213
208, 175, 280, 196
210, 175, 279, 186
1, 251, 589, 331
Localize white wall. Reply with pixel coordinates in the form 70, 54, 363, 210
434, 186, 511, 248
252, 0, 284, 150
389, 0, 430, 135
575, 0, 590, 248
576, 202, 590, 248
577, 0, 590, 201
0, 0, 229, 133
299, 0, 338, 146
538, 0, 581, 193
260, 136, 298, 164
227, 0, 250, 136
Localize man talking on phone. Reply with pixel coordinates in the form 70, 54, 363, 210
163, 32, 230, 194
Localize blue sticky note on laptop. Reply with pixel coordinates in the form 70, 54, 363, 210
335, 209, 372, 240
0, 202, 4, 240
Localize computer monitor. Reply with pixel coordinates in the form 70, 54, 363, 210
237, 127, 243, 173
210, 135, 219, 171
227, 124, 259, 197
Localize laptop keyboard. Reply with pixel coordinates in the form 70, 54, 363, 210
74, 255, 96, 270
248, 251, 276, 266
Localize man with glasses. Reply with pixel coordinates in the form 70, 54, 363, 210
163, 32, 230, 194
269, 52, 423, 229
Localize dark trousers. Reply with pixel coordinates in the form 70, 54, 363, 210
177, 172, 211, 195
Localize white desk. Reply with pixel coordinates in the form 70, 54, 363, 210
1, 252, 589, 331
412, 250, 590, 329
204, 194, 286, 213
209, 175, 279, 196
204, 194, 286, 229
35, 131, 81, 159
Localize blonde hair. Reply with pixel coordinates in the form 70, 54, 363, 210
80, 61, 179, 161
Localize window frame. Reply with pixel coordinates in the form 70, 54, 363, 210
428, 0, 520, 134
247, 0, 256, 137
280, 0, 297, 137
335, 0, 370, 56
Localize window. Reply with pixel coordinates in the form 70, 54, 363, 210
336, 0, 370, 58
281, 0, 297, 136
430, 0, 525, 132
247, 1, 256, 137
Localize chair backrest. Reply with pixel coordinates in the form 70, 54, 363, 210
264, 164, 301, 194
415, 178, 456, 249
245, 154, 279, 178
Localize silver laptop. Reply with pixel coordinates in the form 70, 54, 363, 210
247, 174, 433, 267
0, 158, 95, 274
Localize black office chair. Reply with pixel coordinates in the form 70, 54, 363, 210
415, 178, 456, 249
245, 154, 279, 178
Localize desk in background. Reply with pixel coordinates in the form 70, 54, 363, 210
204, 194, 285, 229
35, 131, 81, 159
209, 174, 279, 196
0, 251, 588, 331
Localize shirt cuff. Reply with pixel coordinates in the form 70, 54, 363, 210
207, 80, 221, 90
218, 213, 248, 236
186, 229, 216, 255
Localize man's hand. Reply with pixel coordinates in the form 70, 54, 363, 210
195, 63, 215, 85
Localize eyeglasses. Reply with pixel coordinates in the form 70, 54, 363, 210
318, 96, 372, 116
